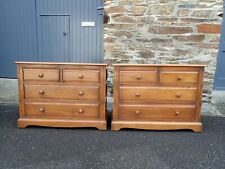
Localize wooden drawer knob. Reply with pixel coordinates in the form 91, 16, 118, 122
39, 108, 44, 112
39, 90, 45, 95
176, 93, 181, 98
177, 76, 182, 81
135, 110, 141, 114
175, 111, 180, 116
136, 75, 141, 80
78, 109, 84, 114
78, 91, 84, 96
78, 74, 84, 79
135, 92, 141, 97
38, 73, 44, 78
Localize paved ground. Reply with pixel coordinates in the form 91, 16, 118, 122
0, 104, 225, 169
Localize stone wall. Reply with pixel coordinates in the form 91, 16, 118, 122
104, 0, 223, 108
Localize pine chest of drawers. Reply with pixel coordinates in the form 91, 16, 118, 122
16, 62, 107, 130
112, 64, 205, 132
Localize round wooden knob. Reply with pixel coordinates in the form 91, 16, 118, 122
78, 91, 84, 96
135, 92, 141, 97
39, 90, 45, 95
38, 73, 44, 78
175, 111, 180, 116
39, 108, 44, 112
135, 110, 140, 114
176, 93, 181, 98
177, 76, 182, 81
78, 109, 84, 114
136, 75, 141, 80
78, 74, 84, 79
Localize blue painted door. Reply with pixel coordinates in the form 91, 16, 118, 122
0, 0, 104, 78
37, 15, 70, 62
36, 0, 104, 63
214, 3, 225, 90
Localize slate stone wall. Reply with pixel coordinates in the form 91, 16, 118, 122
104, 0, 223, 108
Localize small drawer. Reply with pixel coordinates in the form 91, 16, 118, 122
63, 69, 100, 83
119, 87, 197, 102
118, 104, 196, 121
120, 70, 157, 83
24, 85, 99, 100
25, 103, 99, 119
160, 71, 199, 84
23, 69, 59, 82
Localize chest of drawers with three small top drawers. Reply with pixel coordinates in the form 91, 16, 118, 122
112, 64, 205, 132
16, 62, 107, 130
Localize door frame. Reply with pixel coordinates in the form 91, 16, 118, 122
36, 14, 71, 62
214, 2, 225, 90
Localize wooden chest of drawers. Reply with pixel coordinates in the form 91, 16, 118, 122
112, 64, 205, 132
16, 62, 107, 130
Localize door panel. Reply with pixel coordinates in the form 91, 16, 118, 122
37, 15, 70, 62
0, 0, 38, 78
36, 0, 104, 63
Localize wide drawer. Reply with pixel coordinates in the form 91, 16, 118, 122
120, 87, 197, 102
63, 69, 100, 83
25, 102, 99, 118
119, 104, 196, 121
23, 68, 59, 82
160, 71, 199, 84
24, 85, 99, 100
120, 70, 157, 83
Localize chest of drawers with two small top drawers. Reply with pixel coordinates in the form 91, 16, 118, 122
112, 64, 205, 132
16, 62, 107, 130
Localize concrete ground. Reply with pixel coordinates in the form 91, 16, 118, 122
0, 104, 225, 169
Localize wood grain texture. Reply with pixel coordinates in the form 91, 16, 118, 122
120, 70, 157, 83
23, 68, 59, 82
160, 71, 199, 84
63, 69, 100, 83
16, 62, 107, 130
24, 85, 100, 100
113, 64, 206, 67
16, 62, 107, 66
112, 64, 205, 132
99, 66, 107, 120
118, 104, 196, 121
17, 64, 25, 117
120, 87, 197, 102
18, 118, 107, 130
195, 68, 205, 121
25, 102, 99, 119
111, 121, 203, 132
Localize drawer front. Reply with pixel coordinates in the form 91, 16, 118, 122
25, 85, 99, 100
23, 69, 59, 82
160, 71, 199, 84
25, 103, 99, 118
63, 70, 100, 83
120, 70, 157, 83
120, 87, 197, 102
119, 104, 196, 121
